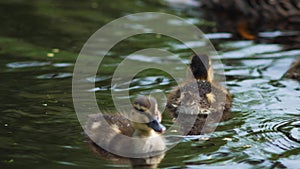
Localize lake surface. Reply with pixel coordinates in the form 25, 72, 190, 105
1, 0, 300, 168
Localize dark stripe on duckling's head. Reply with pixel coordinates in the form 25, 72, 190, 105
132, 96, 165, 133
134, 96, 157, 112
133, 96, 161, 121
190, 54, 211, 81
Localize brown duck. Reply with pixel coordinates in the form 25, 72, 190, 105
167, 54, 232, 135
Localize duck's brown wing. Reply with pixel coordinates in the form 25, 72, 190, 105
103, 114, 134, 136
86, 114, 134, 136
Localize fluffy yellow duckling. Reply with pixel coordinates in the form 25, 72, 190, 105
85, 96, 166, 168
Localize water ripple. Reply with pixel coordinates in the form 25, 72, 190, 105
36, 73, 72, 79
220, 44, 283, 59
7, 61, 51, 68
245, 119, 300, 155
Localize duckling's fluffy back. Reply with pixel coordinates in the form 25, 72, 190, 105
167, 54, 231, 135
167, 80, 212, 117
167, 80, 231, 135
85, 113, 165, 158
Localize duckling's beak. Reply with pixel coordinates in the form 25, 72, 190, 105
147, 118, 166, 133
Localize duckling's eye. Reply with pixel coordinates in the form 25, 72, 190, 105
131, 110, 153, 123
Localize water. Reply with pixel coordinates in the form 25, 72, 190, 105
1, 0, 299, 169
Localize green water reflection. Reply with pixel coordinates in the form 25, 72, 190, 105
1, 0, 299, 169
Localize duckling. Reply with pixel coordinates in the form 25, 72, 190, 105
85, 96, 166, 168
167, 54, 231, 135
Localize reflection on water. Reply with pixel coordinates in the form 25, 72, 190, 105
6, 61, 51, 68
0, 0, 299, 169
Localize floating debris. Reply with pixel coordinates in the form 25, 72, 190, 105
52, 48, 60, 53
47, 53, 54, 57
223, 138, 233, 141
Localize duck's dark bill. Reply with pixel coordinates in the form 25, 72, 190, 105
147, 119, 166, 133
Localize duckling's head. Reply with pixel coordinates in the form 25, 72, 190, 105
130, 96, 166, 136
190, 54, 213, 82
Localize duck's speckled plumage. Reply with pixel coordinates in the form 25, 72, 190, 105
167, 54, 231, 135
